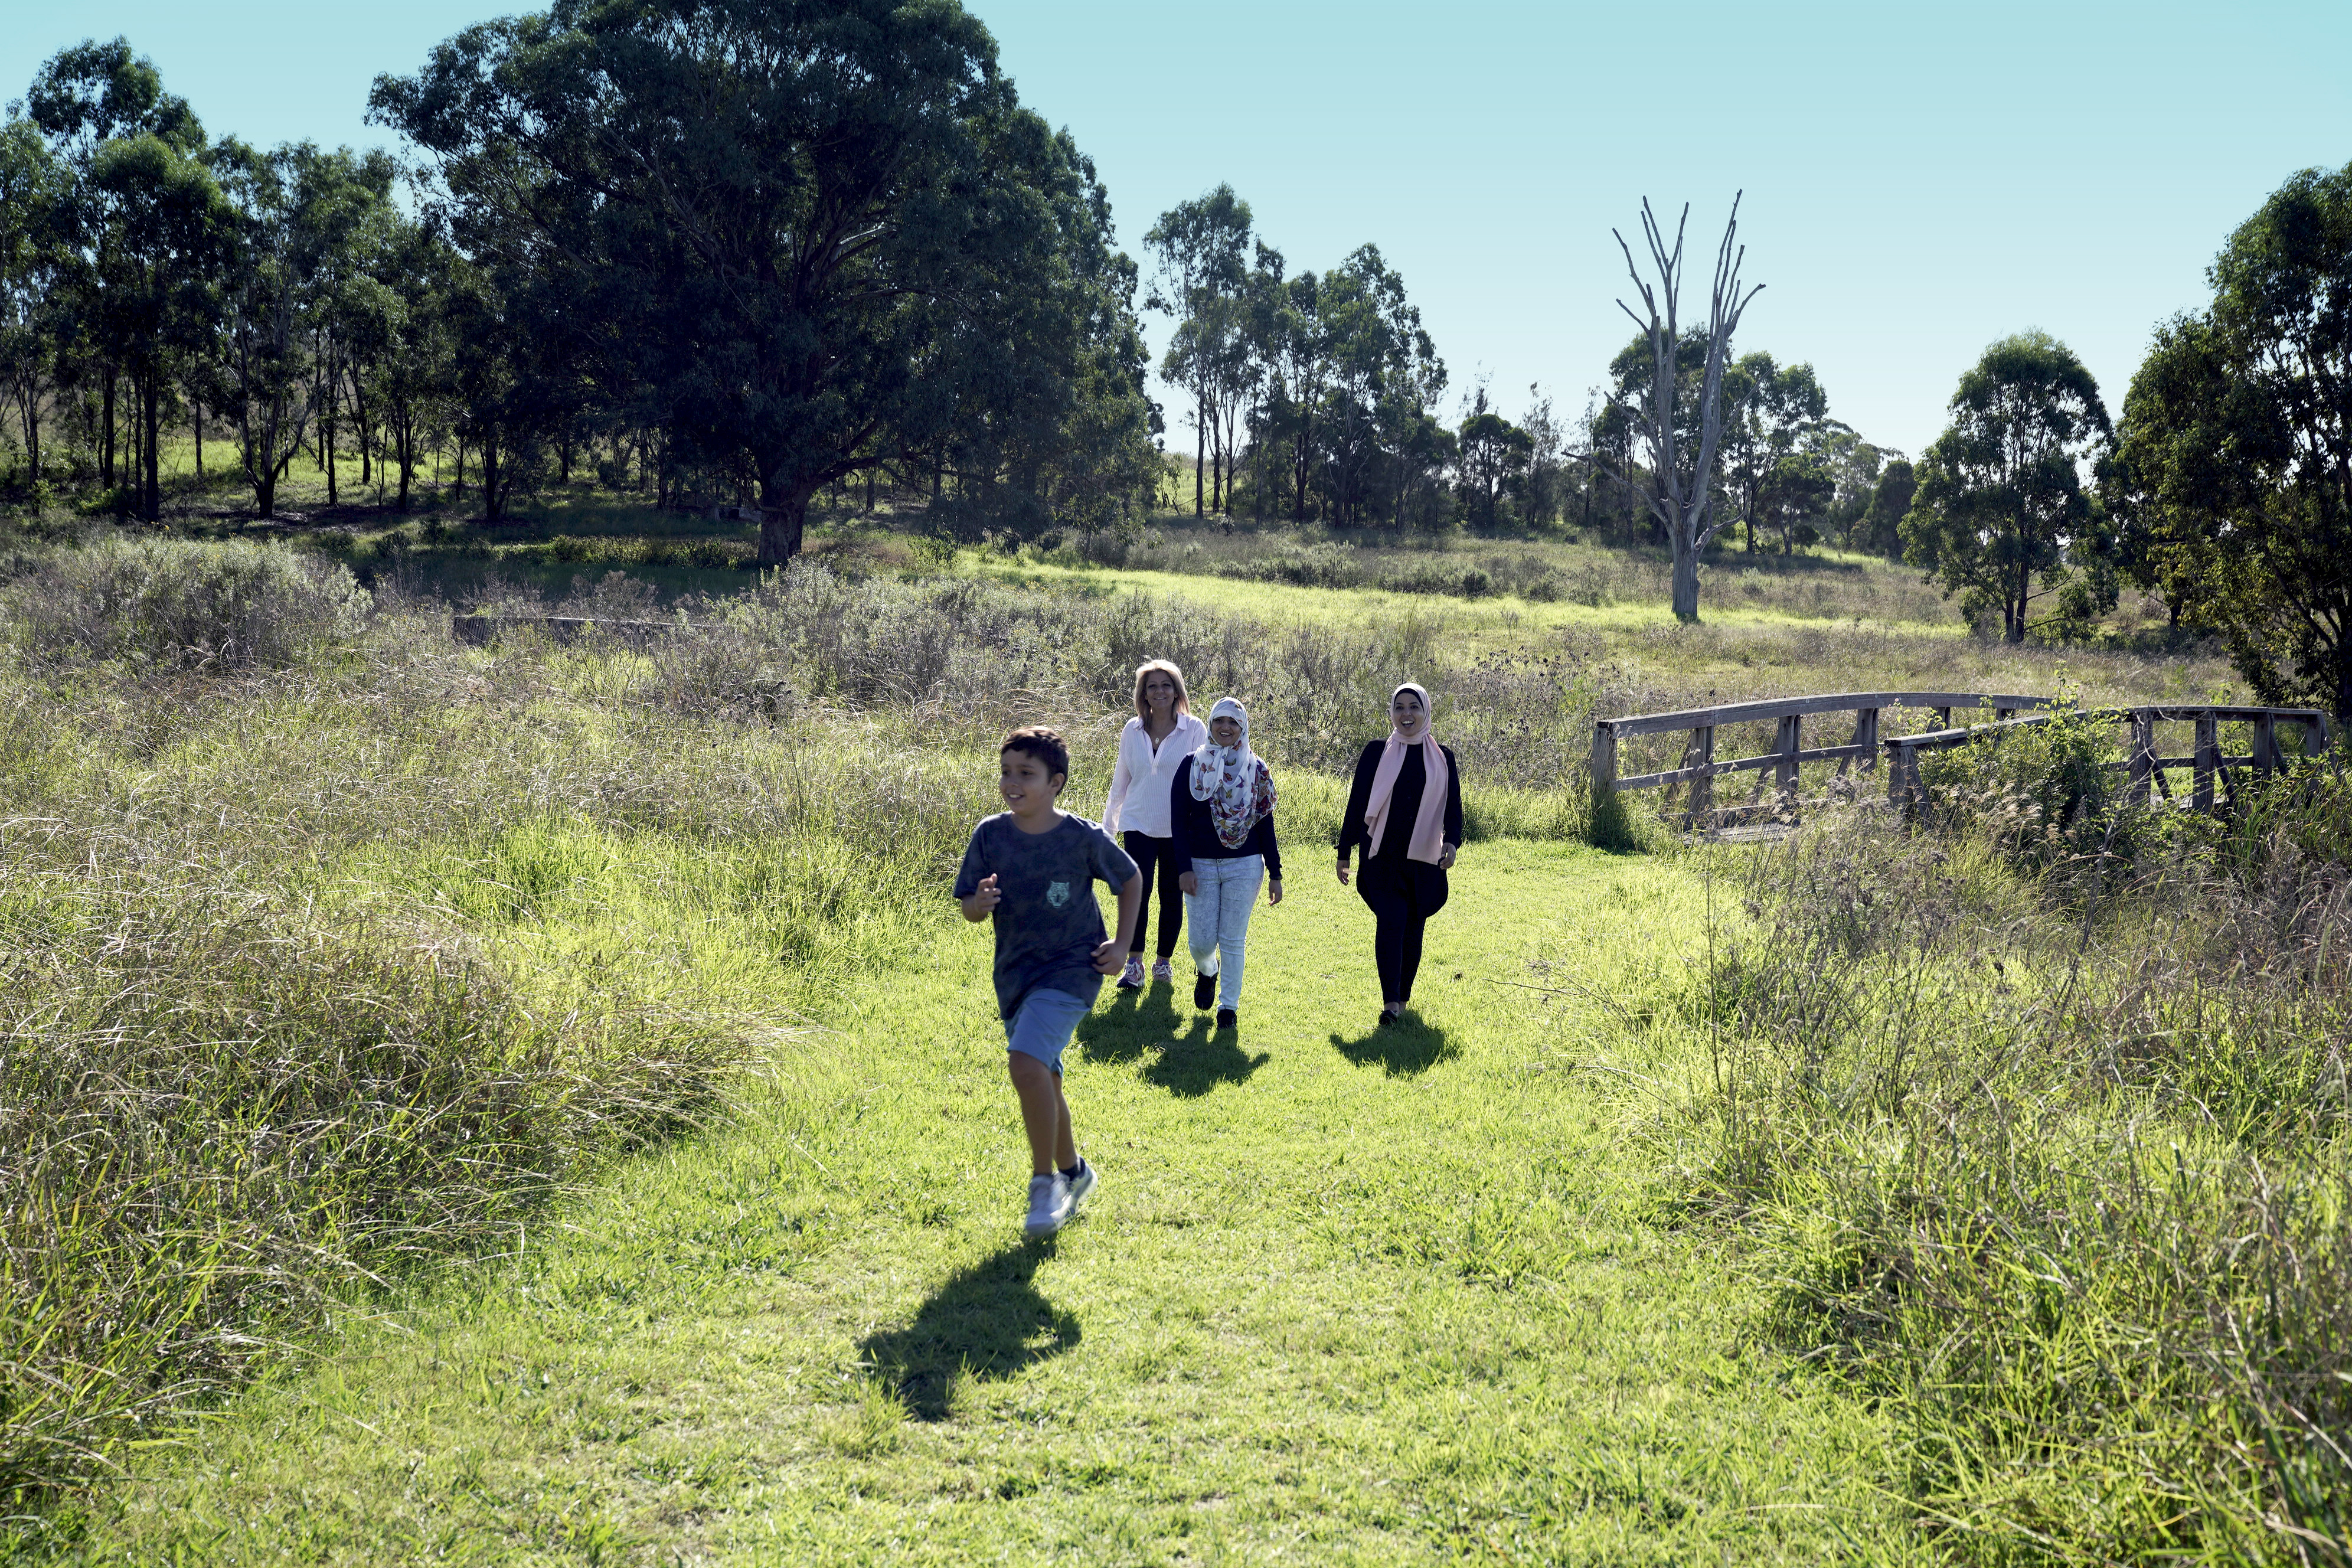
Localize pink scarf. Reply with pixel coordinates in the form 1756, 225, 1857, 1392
1364, 690, 1449, 864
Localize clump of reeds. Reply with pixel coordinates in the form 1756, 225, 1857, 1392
0, 815, 737, 1517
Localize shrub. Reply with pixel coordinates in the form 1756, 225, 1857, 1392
3, 535, 370, 669
1671, 799, 2352, 1562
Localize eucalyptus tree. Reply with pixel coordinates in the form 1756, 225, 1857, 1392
0, 118, 68, 485
1717, 351, 1825, 552
1607, 196, 1761, 620
378, 0, 1155, 561
2107, 162, 2352, 723
364, 218, 459, 509
1316, 243, 1443, 527
1145, 184, 1253, 517
1903, 331, 2113, 643
1456, 384, 1531, 532
27, 37, 220, 516
211, 139, 319, 517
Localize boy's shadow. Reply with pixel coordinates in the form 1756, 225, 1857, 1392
1330, 1012, 1459, 1077
857, 1239, 1080, 1421
1142, 1018, 1269, 1099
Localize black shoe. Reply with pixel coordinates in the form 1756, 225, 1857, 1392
1194, 972, 1215, 1010
1377, 1008, 1399, 1028
1216, 1008, 1236, 1030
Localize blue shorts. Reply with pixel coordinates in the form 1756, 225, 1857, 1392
1004, 986, 1091, 1076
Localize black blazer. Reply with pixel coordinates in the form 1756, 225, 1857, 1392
1335, 740, 1462, 863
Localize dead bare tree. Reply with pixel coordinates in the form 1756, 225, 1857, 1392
1612, 195, 1762, 622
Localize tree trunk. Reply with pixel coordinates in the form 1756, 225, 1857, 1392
102, 371, 117, 498
481, 432, 502, 522
142, 371, 161, 521
192, 394, 203, 479
1671, 527, 1702, 621
1194, 405, 1205, 517
453, 439, 466, 502
757, 476, 809, 564
354, 375, 370, 485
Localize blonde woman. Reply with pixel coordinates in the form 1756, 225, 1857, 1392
1102, 659, 1207, 989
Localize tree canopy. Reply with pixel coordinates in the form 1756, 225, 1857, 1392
1903, 330, 2113, 643
371, 0, 1158, 561
2108, 162, 2352, 723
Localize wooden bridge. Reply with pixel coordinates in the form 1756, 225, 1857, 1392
1590, 691, 2335, 829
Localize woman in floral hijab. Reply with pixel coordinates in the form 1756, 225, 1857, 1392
1168, 697, 1283, 1028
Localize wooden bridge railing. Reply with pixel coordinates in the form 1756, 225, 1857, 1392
1591, 692, 2336, 829
1884, 704, 2334, 815
1589, 691, 2056, 828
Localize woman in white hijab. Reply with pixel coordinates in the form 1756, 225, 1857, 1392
1168, 697, 1283, 1029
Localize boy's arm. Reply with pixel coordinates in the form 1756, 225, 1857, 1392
960, 873, 999, 922
1093, 870, 1142, 974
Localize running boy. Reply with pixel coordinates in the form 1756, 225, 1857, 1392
955, 726, 1141, 1239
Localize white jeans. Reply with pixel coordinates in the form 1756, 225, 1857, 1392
1184, 854, 1263, 1010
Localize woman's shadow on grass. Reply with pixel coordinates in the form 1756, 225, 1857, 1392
1330, 1012, 1458, 1077
1077, 986, 1269, 1097
858, 1239, 1080, 1421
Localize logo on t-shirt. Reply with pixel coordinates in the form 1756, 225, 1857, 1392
1046, 880, 1072, 908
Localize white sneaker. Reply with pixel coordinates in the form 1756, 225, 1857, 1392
1066, 1159, 1097, 1207
1024, 1172, 1074, 1238
1116, 956, 1145, 989
1151, 959, 1173, 983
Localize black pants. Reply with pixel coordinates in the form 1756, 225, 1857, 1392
1356, 855, 1450, 1006
1122, 831, 1184, 959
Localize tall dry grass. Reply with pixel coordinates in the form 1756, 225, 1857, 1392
1673, 755, 2352, 1562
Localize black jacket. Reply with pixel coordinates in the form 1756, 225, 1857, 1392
1335, 740, 1462, 864
1169, 755, 1283, 880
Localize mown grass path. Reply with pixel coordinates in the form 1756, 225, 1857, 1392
87, 839, 1909, 1564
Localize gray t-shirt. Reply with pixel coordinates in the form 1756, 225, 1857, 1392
953, 812, 1139, 1019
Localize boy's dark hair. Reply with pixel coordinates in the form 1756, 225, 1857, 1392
1001, 726, 1070, 785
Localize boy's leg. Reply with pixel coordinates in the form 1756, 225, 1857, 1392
1005, 989, 1090, 1175
1007, 1053, 1066, 1176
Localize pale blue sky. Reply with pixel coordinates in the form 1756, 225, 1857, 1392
9, 1, 2346, 456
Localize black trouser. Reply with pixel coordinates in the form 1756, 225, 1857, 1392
1122, 831, 1184, 959
1356, 855, 1450, 1006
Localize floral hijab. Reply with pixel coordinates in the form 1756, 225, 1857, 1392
1190, 696, 1278, 850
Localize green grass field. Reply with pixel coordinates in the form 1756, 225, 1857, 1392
4, 515, 2331, 1563
75, 833, 1918, 1564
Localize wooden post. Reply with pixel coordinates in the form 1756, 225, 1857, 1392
1933, 706, 1952, 729
1774, 714, 1801, 814
1590, 721, 1618, 814
2253, 714, 2279, 778
1995, 707, 2015, 721
2193, 712, 2217, 815
1688, 724, 1715, 829
2129, 710, 2155, 804
1851, 708, 1880, 775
